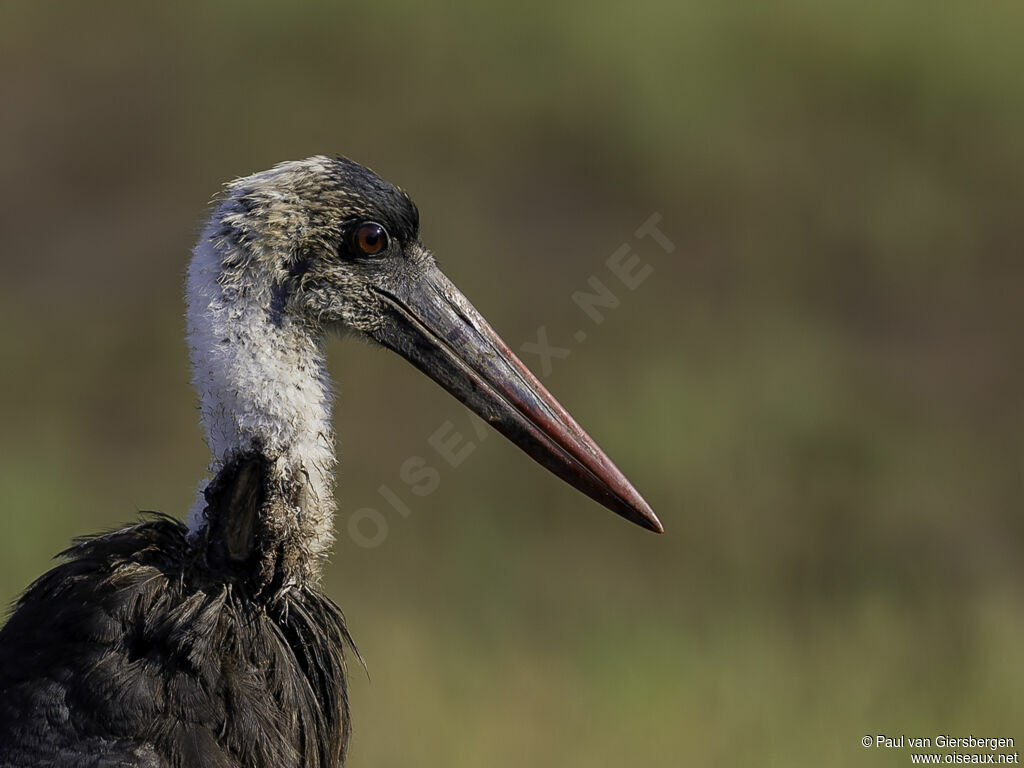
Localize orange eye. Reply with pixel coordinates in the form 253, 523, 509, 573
354, 222, 388, 255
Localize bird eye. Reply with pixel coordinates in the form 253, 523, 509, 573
354, 222, 388, 255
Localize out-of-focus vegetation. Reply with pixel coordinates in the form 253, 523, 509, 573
1, 2, 1022, 765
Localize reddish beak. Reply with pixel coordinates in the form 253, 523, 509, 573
370, 265, 662, 534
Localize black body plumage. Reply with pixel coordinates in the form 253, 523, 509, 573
0, 454, 354, 767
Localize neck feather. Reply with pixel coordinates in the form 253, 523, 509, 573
186, 232, 336, 571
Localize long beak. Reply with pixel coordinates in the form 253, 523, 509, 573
369, 264, 663, 533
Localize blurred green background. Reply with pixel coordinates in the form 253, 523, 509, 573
1, 2, 1022, 765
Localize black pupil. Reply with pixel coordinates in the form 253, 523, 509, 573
360, 224, 384, 252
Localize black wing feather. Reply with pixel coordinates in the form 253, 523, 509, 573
0, 514, 353, 768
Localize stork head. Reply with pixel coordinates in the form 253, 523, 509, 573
205, 156, 662, 533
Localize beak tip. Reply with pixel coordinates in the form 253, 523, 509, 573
637, 506, 665, 534
620, 493, 663, 533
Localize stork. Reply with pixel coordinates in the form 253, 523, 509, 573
0, 156, 661, 767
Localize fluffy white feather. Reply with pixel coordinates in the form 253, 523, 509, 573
185, 215, 336, 561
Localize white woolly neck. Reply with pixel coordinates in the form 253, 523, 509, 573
185, 222, 336, 562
